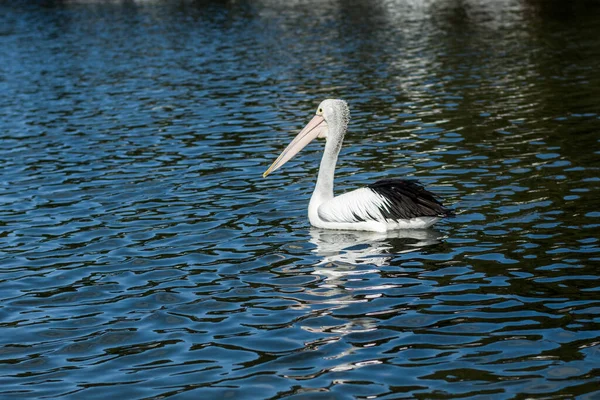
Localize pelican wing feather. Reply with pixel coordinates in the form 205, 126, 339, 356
318, 179, 453, 224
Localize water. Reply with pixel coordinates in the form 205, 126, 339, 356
1, 0, 599, 398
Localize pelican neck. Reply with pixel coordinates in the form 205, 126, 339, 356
312, 126, 345, 203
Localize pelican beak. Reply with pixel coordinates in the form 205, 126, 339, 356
263, 115, 326, 178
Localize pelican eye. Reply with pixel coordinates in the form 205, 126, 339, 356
318, 108, 323, 114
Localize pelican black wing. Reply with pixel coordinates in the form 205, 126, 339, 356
367, 179, 454, 220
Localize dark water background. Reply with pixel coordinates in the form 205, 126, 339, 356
1, 0, 599, 398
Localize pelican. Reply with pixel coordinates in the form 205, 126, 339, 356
263, 99, 454, 232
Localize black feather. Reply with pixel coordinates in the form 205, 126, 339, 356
367, 179, 454, 221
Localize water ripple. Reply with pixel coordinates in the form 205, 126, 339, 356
1, 0, 600, 399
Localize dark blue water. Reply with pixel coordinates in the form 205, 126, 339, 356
1, 0, 599, 398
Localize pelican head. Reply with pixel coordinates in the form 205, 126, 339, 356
263, 99, 350, 178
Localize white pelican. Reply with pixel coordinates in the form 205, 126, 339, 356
263, 99, 454, 232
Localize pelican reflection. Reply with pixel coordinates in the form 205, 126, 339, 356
310, 228, 443, 269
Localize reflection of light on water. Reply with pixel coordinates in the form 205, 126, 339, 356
330, 359, 383, 372
310, 228, 444, 270
303, 318, 377, 335
299, 229, 445, 374
306, 228, 444, 305
300, 228, 444, 360
299, 318, 379, 372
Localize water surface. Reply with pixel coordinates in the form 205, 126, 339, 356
1, 0, 599, 398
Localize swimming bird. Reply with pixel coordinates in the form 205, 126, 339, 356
263, 99, 454, 232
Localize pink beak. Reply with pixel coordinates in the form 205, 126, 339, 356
263, 115, 327, 178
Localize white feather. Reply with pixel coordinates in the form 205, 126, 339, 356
309, 187, 440, 232
318, 188, 389, 223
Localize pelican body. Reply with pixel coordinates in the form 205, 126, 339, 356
263, 99, 453, 232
